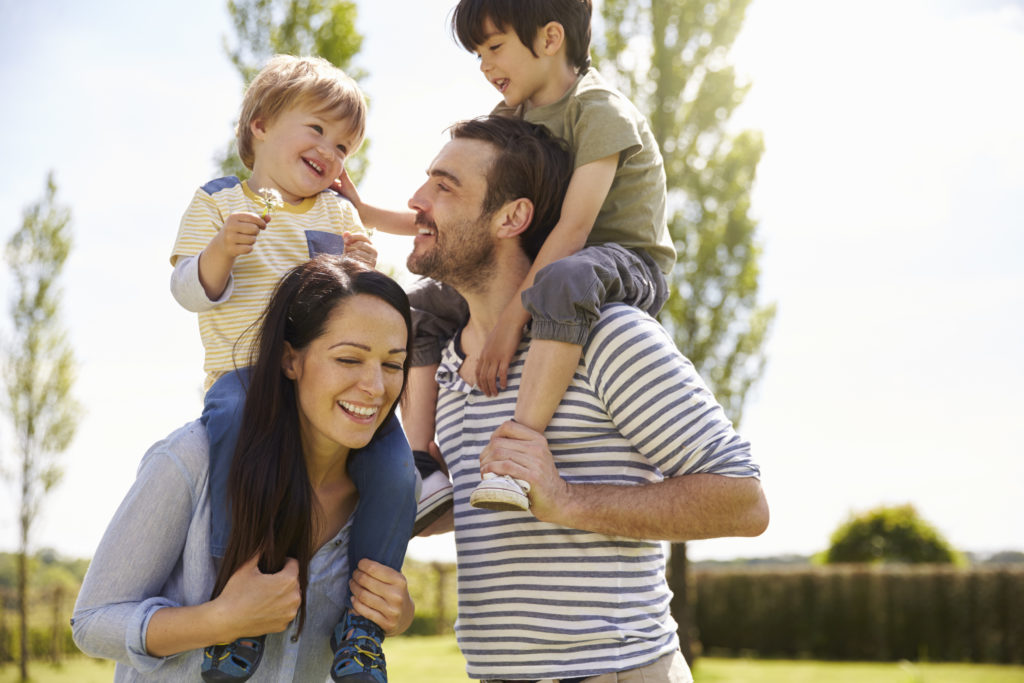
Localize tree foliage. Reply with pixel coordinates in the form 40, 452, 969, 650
224, 0, 363, 84
594, 0, 774, 427
825, 504, 962, 565
3, 172, 80, 682
217, 0, 368, 181
593, 0, 774, 662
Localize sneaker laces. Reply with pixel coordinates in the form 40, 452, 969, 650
332, 613, 387, 680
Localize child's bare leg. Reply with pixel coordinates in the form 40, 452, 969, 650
513, 339, 581, 431
402, 364, 454, 535
470, 339, 582, 512
401, 364, 440, 455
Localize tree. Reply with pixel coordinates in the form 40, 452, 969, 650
825, 504, 962, 564
984, 550, 1024, 564
593, 0, 775, 662
2, 172, 80, 681
217, 0, 368, 181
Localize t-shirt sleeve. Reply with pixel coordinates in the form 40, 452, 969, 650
71, 429, 204, 671
584, 305, 761, 480
570, 90, 645, 169
170, 187, 224, 266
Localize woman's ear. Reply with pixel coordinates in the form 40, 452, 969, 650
540, 21, 566, 56
281, 341, 300, 380
495, 198, 535, 239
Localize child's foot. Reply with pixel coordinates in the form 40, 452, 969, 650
201, 634, 266, 682
330, 611, 387, 682
412, 470, 453, 536
469, 473, 531, 511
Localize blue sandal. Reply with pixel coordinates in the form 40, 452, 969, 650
202, 634, 266, 682
330, 611, 387, 682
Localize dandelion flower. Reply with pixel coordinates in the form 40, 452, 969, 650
256, 187, 284, 219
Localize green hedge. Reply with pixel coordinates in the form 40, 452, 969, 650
0, 624, 76, 664
693, 565, 1024, 663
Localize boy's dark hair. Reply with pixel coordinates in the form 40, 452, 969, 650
449, 116, 573, 261
451, 0, 593, 72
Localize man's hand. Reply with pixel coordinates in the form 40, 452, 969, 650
480, 420, 769, 540
479, 420, 570, 522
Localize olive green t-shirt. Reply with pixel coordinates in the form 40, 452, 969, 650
493, 68, 676, 274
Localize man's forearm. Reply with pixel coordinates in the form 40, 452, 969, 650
539, 473, 768, 542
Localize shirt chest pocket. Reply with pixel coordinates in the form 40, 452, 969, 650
305, 230, 345, 258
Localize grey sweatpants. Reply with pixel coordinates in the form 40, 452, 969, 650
407, 243, 668, 367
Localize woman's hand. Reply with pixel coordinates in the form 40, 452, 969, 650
213, 554, 302, 640
144, 554, 301, 656
349, 559, 414, 636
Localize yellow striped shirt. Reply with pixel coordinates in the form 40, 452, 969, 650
170, 176, 362, 390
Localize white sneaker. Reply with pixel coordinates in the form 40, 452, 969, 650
413, 470, 453, 536
469, 473, 530, 511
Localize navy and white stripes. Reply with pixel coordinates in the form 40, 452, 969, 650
435, 304, 759, 680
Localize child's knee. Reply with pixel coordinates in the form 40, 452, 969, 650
204, 369, 249, 417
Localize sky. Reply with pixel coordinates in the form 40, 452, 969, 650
0, 0, 1022, 565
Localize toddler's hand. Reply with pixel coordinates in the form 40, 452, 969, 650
343, 232, 377, 270
332, 170, 363, 213
475, 323, 521, 396
214, 212, 266, 259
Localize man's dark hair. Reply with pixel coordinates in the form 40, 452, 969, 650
452, 0, 593, 72
449, 116, 573, 261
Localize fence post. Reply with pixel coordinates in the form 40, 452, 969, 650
669, 543, 697, 664
432, 562, 450, 635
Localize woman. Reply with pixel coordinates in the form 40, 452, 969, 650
72, 256, 415, 681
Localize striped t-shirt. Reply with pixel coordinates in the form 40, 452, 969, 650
170, 176, 362, 390
435, 304, 760, 681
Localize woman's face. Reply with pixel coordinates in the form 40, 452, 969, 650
283, 293, 408, 460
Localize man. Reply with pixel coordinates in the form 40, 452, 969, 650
406, 116, 769, 683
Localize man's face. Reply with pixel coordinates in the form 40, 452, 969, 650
406, 137, 499, 290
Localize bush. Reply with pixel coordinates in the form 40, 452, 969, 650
824, 504, 962, 564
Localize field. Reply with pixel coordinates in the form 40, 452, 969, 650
3, 636, 1024, 682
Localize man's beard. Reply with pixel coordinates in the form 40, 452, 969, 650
407, 212, 496, 292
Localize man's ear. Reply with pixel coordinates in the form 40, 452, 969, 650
495, 198, 535, 239
281, 341, 300, 380
539, 21, 566, 56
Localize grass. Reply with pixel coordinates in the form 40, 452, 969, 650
692, 658, 1024, 682
390, 634, 471, 680
0, 657, 113, 683
2, 638, 1023, 682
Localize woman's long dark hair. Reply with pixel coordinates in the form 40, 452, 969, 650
211, 256, 412, 634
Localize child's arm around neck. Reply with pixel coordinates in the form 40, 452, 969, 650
334, 170, 418, 236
